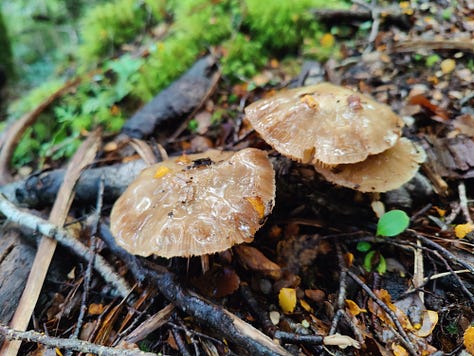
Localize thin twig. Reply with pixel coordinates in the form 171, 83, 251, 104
347, 270, 417, 356
0, 323, 157, 356
430, 250, 474, 303
70, 177, 105, 348
410, 230, 474, 274
0, 193, 131, 297
329, 244, 348, 335
458, 181, 473, 224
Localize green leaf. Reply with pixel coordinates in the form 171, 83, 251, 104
376, 210, 410, 237
356, 241, 372, 252
376, 255, 387, 274
363, 250, 376, 272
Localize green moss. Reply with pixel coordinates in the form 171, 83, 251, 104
132, 35, 201, 101
244, 0, 348, 55
221, 34, 267, 81
78, 0, 159, 62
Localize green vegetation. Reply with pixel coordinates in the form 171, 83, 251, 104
376, 210, 410, 237
4, 0, 349, 168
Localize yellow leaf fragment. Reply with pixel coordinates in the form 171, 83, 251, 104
154, 165, 171, 179
345, 299, 366, 316
246, 196, 265, 219
464, 325, 474, 354
440, 58, 456, 74
454, 223, 474, 239
344, 252, 354, 267
392, 343, 408, 356
279, 288, 297, 313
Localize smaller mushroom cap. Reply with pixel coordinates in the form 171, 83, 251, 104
110, 148, 276, 258
245, 83, 404, 165
313, 138, 426, 192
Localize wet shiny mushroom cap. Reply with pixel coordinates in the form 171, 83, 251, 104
245, 83, 404, 165
313, 138, 426, 192
110, 148, 276, 258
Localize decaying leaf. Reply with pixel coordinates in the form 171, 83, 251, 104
454, 223, 474, 239
235, 245, 282, 280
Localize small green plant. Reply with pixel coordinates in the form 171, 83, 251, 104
356, 209, 410, 274
376, 209, 410, 237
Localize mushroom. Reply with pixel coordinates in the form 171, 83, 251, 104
244, 82, 404, 165
110, 148, 275, 258
245, 83, 426, 192
313, 138, 426, 192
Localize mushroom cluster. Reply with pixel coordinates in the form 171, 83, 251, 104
245, 82, 425, 192
110, 148, 275, 258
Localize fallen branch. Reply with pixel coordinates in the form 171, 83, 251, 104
0, 323, 156, 356
0, 159, 147, 207
0, 193, 131, 298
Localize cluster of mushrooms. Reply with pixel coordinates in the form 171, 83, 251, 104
110, 83, 425, 258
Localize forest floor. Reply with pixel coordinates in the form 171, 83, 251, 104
0, 1, 473, 355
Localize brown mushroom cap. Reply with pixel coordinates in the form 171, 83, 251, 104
110, 148, 276, 258
313, 138, 426, 192
245, 83, 404, 165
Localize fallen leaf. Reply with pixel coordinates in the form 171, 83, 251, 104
345, 299, 366, 316
463, 325, 474, 354
454, 223, 474, 239
414, 310, 438, 338
235, 245, 281, 279
279, 288, 297, 313
323, 333, 360, 349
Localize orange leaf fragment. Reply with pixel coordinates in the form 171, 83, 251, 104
454, 223, 474, 239
245, 196, 265, 219
345, 299, 366, 316
153, 166, 171, 179
300, 95, 319, 110
320, 33, 335, 48
464, 325, 474, 354
88, 303, 105, 315
279, 288, 297, 313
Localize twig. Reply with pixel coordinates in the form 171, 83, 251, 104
122, 304, 175, 344
274, 330, 323, 345
347, 270, 417, 356
430, 250, 474, 303
458, 181, 473, 224
410, 230, 474, 274
0, 323, 157, 356
240, 283, 276, 336
69, 177, 105, 350
171, 327, 192, 356
0, 193, 131, 297
329, 244, 348, 335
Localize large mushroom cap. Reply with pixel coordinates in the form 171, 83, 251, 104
110, 148, 276, 258
245, 83, 404, 165
313, 138, 426, 192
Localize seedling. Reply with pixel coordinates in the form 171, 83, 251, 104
376, 209, 410, 237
